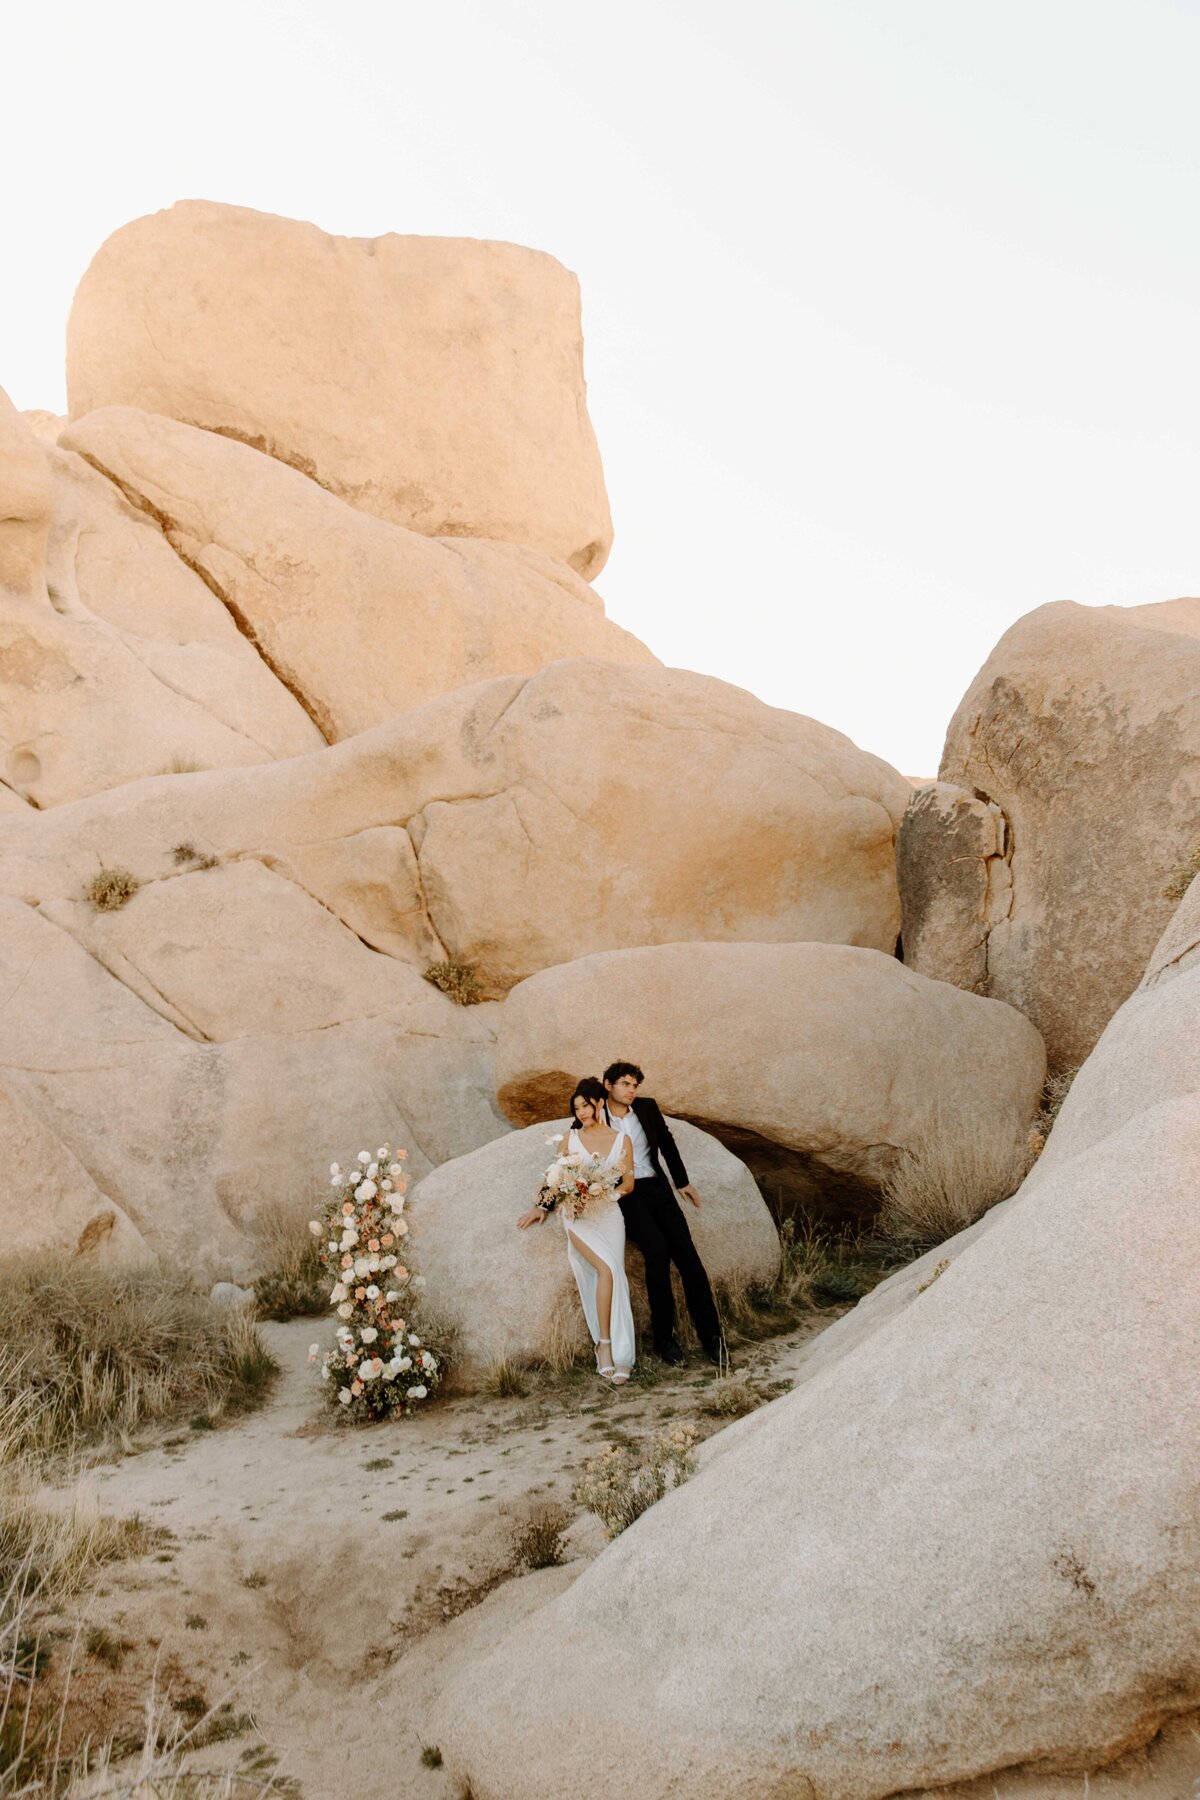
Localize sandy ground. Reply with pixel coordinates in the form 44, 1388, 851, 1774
43, 1315, 1200, 1800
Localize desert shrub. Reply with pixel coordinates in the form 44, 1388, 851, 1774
877, 1112, 1033, 1251
510, 1504, 570, 1570
249, 1195, 326, 1321
574, 1424, 698, 1538
422, 959, 483, 1005
700, 1377, 762, 1421
1162, 840, 1200, 903
170, 843, 219, 871
719, 1221, 893, 1342
84, 866, 139, 912
0, 1261, 277, 1461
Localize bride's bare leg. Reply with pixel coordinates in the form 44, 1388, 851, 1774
567, 1231, 614, 1370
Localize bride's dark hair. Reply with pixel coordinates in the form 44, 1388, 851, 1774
570, 1076, 608, 1120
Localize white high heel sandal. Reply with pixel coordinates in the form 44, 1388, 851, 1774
595, 1338, 616, 1379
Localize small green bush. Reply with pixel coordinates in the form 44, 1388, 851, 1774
85, 866, 139, 912
423, 959, 483, 1005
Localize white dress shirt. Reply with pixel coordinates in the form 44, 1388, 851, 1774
611, 1105, 655, 1179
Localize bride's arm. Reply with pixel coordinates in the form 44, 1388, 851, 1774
617, 1134, 634, 1197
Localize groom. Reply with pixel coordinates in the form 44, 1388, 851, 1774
603, 1061, 724, 1365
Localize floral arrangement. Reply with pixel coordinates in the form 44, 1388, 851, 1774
306, 1143, 443, 1420
539, 1135, 624, 1222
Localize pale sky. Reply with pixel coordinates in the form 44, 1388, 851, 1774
5, 0, 1200, 776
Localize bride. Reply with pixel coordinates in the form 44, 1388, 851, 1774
516, 1076, 636, 1384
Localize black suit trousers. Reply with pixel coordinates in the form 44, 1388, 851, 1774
620, 1176, 721, 1353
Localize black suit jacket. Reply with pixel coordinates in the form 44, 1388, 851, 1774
607, 1096, 689, 1190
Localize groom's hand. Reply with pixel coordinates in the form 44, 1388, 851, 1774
516, 1208, 547, 1229
678, 1184, 701, 1209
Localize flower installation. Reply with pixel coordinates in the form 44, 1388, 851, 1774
307, 1142, 443, 1420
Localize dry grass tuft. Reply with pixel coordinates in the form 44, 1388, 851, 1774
482, 1357, 529, 1400
248, 1197, 326, 1322
84, 867, 139, 912
422, 960, 483, 1005
0, 1260, 278, 1462
877, 1111, 1033, 1252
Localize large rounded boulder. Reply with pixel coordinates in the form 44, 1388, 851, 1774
66, 200, 614, 579
407, 1119, 780, 1380
494, 940, 1045, 1216
902, 598, 1200, 1071
0, 661, 910, 989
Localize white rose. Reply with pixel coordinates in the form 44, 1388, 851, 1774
338, 1388, 352, 1404
408, 1333, 421, 1346
330, 1162, 340, 1176
367, 1162, 379, 1178
336, 1302, 353, 1319
395, 1355, 411, 1371
330, 1175, 342, 1188
377, 1147, 388, 1160
365, 1284, 380, 1300
327, 1240, 338, 1253
321, 1365, 331, 1381
308, 1220, 322, 1236
330, 1283, 348, 1302
381, 1179, 393, 1192
355, 1180, 377, 1202
388, 1161, 402, 1176
394, 1219, 408, 1237
381, 1255, 396, 1270
385, 1289, 399, 1303
359, 1326, 378, 1344
357, 1151, 371, 1165
407, 1384, 427, 1400
367, 1256, 380, 1273
421, 1352, 435, 1370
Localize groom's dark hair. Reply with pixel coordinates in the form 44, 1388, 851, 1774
603, 1061, 645, 1087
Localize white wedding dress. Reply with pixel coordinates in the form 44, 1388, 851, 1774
562, 1127, 636, 1374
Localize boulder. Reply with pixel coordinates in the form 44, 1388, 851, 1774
1, 438, 322, 806
0, 661, 910, 988
0, 388, 52, 599
433, 888, 1200, 1799
407, 1119, 780, 1379
61, 406, 652, 742
906, 598, 1200, 1071
67, 200, 613, 578
494, 940, 1045, 1216
897, 780, 1010, 991
0, 1078, 149, 1263
21, 409, 66, 448
0, 898, 506, 1280
0, 595, 320, 807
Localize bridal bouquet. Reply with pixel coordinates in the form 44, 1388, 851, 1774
541, 1138, 624, 1223
307, 1142, 443, 1421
